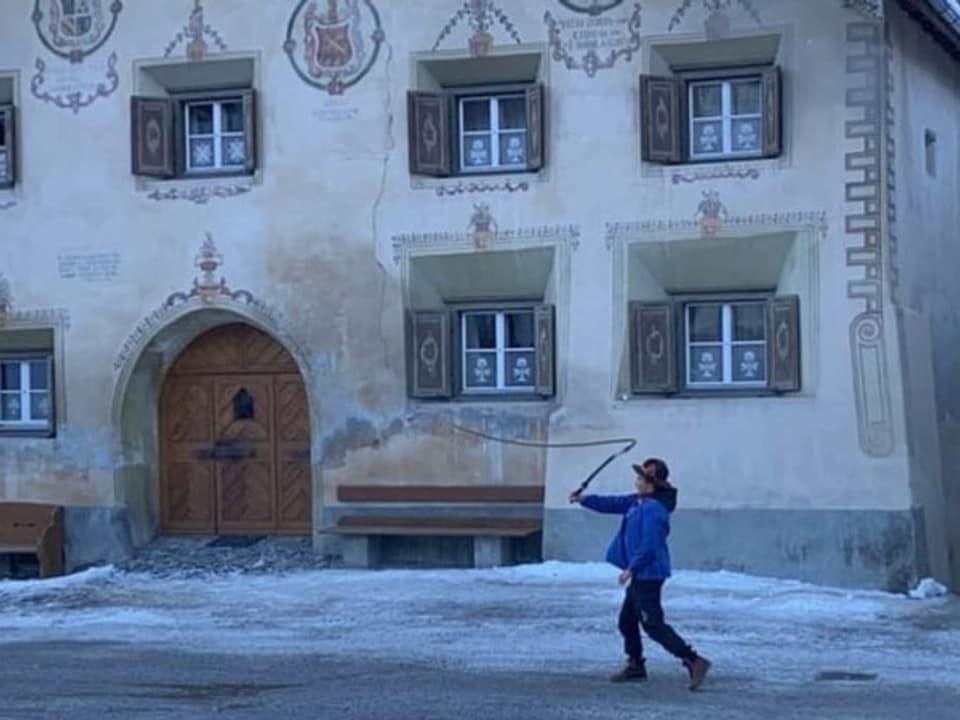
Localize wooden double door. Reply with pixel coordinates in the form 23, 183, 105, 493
159, 324, 312, 534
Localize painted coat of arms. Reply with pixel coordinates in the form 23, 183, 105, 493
284, 0, 385, 95
33, 0, 122, 63
31, 0, 122, 113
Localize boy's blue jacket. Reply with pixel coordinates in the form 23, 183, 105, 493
580, 486, 677, 579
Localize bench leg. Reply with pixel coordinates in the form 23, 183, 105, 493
340, 535, 376, 568
473, 536, 510, 568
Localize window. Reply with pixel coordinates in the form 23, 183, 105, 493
688, 78, 762, 160
0, 104, 14, 189
629, 295, 800, 395
640, 66, 780, 165
459, 95, 528, 173
406, 305, 555, 400
407, 84, 544, 178
184, 99, 248, 173
684, 301, 766, 387
0, 357, 52, 431
132, 91, 256, 179
461, 309, 536, 393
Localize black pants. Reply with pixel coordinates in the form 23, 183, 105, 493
618, 579, 696, 663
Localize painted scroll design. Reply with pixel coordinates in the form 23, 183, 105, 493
146, 185, 251, 204
30, 52, 119, 114
112, 233, 279, 373
544, 3, 642, 78
845, 22, 894, 457
431, 178, 530, 197
164, 0, 228, 60
432, 0, 522, 55
671, 165, 760, 183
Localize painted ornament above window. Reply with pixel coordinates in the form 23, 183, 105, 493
283, 0, 385, 95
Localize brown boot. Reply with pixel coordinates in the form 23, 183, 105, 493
610, 657, 647, 683
684, 656, 711, 690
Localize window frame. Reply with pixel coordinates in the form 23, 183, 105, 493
686, 75, 764, 162
456, 92, 529, 174
183, 97, 247, 175
0, 354, 54, 435
682, 299, 769, 390
459, 306, 537, 395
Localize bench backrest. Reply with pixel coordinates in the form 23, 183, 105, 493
336, 484, 544, 504
0, 502, 62, 546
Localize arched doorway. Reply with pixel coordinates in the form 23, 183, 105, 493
159, 322, 311, 535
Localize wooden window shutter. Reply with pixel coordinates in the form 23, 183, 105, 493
242, 89, 258, 174
629, 302, 677, 394
0, 105, 15, 189
525, 83, 545, 172
768, 295, 801, 392
761, 66, 782, 158
407, 91, 451, 177
130, 96, 176, 178
534, 304, 555, 397
406, 309, 452, 398
640, 75, 683, 164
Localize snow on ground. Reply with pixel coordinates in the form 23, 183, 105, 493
1, 563, 957, 689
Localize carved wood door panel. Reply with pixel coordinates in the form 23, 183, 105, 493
159, 324, 312, 535
275, 374, 311, 532
214, 375, 276, 533
160, 376, 217, 533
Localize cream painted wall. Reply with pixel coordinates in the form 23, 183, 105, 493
0, 1, 911, 529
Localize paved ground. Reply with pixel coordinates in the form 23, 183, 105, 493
0, 538, 958, 720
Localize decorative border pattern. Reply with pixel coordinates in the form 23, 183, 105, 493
432, 178, 530, 196
283, 0, 385, 95
163, 1, 227, 60
884, 24, 899, 305
671, 165, 760, 184
30, 52, 119, 114
432, 1, 522, 54
112, 233, 279, 373
844, 21, 894, 458
146, 184, 251, 204
558, 0, 625, 15
392, 223, 580, 265
604, 210, 828, 249
544, 3, 642, 77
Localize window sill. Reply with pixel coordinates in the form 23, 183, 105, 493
0, 428, 56, 439
623, 389, 799, 401
641, 154, 786, 181
411, 395, 555, 406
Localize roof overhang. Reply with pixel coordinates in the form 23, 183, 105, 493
899, 0, 960, 59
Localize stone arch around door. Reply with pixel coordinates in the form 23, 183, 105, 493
111, 302, 317, 546
160, 323, 312, 535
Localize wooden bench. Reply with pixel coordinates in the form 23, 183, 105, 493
0, 501, 65, 578
327, 485, 544, 569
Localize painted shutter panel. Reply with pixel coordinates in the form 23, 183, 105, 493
525, 83, 545, 172
130, 96, 176, 178
407, 309, 452, 398
242, 89, 258, 174
534, 304, 555, 397
768, 295, 801, 392
629, 302, 677, 394
407, 91, 451, 177
761, 65, 782, 158
640, 75, 683, 164
0, 105, 15, 188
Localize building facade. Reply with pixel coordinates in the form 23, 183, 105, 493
0, 0, 957, 592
